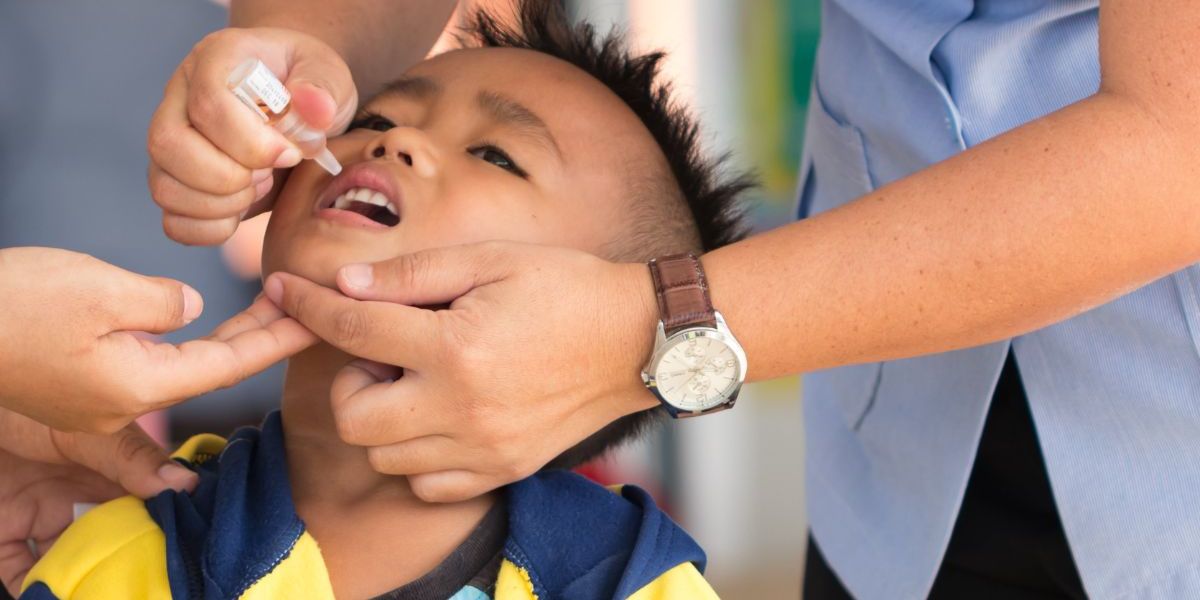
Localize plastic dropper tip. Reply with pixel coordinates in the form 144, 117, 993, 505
314, 148, 342, 176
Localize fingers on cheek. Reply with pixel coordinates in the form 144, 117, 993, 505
162, 214, 239, 246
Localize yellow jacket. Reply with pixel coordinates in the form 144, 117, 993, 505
21, 412, 716, 600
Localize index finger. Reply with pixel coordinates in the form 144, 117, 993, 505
148, 71, 257, 195
104, 296, 319, 405
186, 50, 294, 170
264, 271, 442, 369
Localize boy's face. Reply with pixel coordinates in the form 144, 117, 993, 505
263, 47, 669, 287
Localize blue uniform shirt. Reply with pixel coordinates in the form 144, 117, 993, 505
800, 1, 1200, 598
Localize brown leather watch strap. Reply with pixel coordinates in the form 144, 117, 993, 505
648, 253, 717, 334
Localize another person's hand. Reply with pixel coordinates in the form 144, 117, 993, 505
265, 242, 662, 503
148, 27, 357, 245
0, 247, 317, 433
0, 408, 197, 596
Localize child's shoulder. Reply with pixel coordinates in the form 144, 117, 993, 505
500, 470, 717, 600
19, 495, 169, 599
20, 414, 331, 600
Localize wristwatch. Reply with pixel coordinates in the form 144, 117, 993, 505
642, 253, 747, 418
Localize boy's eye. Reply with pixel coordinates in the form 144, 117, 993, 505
469, 145, 526, 177
347, 113, 395, 132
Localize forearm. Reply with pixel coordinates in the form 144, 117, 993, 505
705, 91, 1200, 381
229, 0, 458, 97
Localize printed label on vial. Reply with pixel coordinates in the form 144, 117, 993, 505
240, 61, 290, 115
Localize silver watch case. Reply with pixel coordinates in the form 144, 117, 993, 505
641, 311, 747, 418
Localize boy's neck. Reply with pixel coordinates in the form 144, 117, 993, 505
280, 343, 405, 500
280, 343, 497, 597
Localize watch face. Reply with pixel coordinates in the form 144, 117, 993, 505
653, 331, 742, 411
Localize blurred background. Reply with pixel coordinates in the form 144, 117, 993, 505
0, 0, 818, 597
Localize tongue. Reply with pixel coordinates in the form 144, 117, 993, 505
342, 200, 399, 227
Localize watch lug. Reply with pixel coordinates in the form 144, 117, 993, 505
642, 320, 668, 375
713, 310, 730, 333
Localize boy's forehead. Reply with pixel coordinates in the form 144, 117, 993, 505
407, 47, 587, 91
367, 48, 645, 138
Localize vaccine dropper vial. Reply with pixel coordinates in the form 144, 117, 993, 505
227, 59, 342, 176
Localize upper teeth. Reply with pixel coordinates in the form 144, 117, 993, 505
332, 187, 397, 215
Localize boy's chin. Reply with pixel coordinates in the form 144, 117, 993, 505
261, 237, 409, 291
262, 247, 357, 290
262, 262, 339, 290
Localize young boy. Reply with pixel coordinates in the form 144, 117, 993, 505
19, 1, 752, 598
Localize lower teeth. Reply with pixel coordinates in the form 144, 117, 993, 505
348, 203, 397, 226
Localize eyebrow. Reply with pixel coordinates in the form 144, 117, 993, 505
475, 90, 563, 160
374, 77, 562, 160
378, 76, 442, 100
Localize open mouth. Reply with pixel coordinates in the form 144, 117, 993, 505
328, 187, 400, 227
315, 163, 403, 228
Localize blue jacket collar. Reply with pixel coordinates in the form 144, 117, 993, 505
145, 411, 301, 600
504, 472, 706, 599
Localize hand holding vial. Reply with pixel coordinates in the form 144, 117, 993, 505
147, 28, 358, 245
227, 58, 342, 176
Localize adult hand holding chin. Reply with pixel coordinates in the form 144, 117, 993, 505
264, 241, 662, 503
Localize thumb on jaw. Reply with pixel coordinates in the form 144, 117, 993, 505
55, 424, 198, 499
334, 242, 518, 306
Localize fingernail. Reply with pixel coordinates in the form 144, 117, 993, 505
158, 462, 198, 492
275, 147, 302, 168
263, 274, 283, 305
181, 284, 203, 324
251, 168, 273, 184
253, 173, 275, 200
340, 264, 373, 290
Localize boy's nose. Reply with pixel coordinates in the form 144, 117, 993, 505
363, 128, 438, 178
372, 145, 412, 166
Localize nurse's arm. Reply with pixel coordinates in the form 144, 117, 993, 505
228, 0, 458, 99
704, 0, 1200, 379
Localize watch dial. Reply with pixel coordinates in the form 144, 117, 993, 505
654, 334, 740, 411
